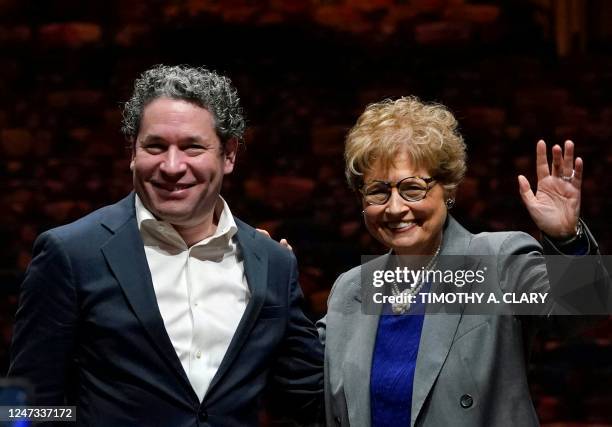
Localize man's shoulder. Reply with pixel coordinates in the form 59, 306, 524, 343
42, 194, 134, 244
234, 217, 295, 264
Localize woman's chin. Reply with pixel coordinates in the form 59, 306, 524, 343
389, 236, 438, 256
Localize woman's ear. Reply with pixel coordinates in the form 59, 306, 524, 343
444, 186, 457, 209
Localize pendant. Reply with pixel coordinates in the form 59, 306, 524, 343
391, 289, 410, 314
391, 297, 411, 314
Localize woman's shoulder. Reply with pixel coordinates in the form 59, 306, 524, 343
446, 215, 542, 255
329, 253, 390, 300
468, 229, 542, 255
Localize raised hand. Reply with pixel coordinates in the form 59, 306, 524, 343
517, 140, 582, 239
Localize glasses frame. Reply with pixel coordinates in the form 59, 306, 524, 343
360, 176, 437, 205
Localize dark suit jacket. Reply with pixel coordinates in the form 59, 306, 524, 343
9, 193, 324, 427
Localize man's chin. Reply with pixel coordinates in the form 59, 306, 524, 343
150, 208, 193, 225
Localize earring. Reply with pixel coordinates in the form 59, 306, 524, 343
445, 198, 455, 209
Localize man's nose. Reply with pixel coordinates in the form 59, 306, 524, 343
159, 146, 187, 176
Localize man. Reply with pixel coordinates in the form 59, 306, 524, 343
9, 65, 324, 426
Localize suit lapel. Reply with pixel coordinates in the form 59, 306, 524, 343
204, 221, 268, 399
411, 216, 473, 427
100, 194, 198, 403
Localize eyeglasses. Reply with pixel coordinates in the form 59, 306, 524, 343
360, 176, 437, 205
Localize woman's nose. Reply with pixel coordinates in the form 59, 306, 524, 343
385, 188, 409, 215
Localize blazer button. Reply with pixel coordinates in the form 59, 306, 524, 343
198, 408, 208, 422
460, 394, 474, 408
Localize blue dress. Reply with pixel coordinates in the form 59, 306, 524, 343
370, 285, 427, 427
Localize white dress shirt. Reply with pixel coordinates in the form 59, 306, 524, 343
135, 195, 250, 402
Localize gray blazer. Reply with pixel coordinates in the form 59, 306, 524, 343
318, 216, 608, 427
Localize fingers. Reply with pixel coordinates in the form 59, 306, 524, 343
551, 143, 563, 177
535, 140, 550, 181
562, 140, 582, 190
537, 139, 580, 182
255, 228, 271, 238
280, 238, 293, 252
517, 175, 536, 206
256, 228, 293, 251
573, 156, 583, 187
562, 140, 574, 177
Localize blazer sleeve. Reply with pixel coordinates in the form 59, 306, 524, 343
496, 221, 611, 316
8, 231, 78, 405
267, 253, 325, 424
494, 224, 610, 353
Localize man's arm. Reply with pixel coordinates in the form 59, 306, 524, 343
8, 231, 78, 405
266, 253, 324, 425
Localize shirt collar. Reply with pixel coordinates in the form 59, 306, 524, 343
135, 194, 238, 248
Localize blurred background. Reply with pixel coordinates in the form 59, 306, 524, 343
0, 0, 611, 424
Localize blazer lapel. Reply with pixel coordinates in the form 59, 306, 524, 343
100, 194, 198, 402
204, 220, 268, 399
344, 254, 388, 425
411, 216, 473, 427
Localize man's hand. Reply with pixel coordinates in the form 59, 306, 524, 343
517, 140, 582, 239
256, 228, 293, 251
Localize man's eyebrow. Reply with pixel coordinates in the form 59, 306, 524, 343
180, 136, 208, 144
139, 135, 209, 143
139, 135, 165, 143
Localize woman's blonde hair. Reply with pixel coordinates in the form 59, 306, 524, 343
345, 96, 466, 197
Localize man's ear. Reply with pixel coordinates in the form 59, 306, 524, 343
223, 138, 239, 175
129, 139, 136, 171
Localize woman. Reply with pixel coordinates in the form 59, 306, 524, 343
318, 96, 606, 426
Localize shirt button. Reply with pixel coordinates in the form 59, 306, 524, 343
460, 394, 474, 408
196, 351, 202, 359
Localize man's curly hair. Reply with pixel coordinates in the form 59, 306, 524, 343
121, 64, 246, 147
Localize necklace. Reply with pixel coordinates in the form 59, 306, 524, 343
390, 244, 442, 314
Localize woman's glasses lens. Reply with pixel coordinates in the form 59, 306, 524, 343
363, 177, 429, 205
